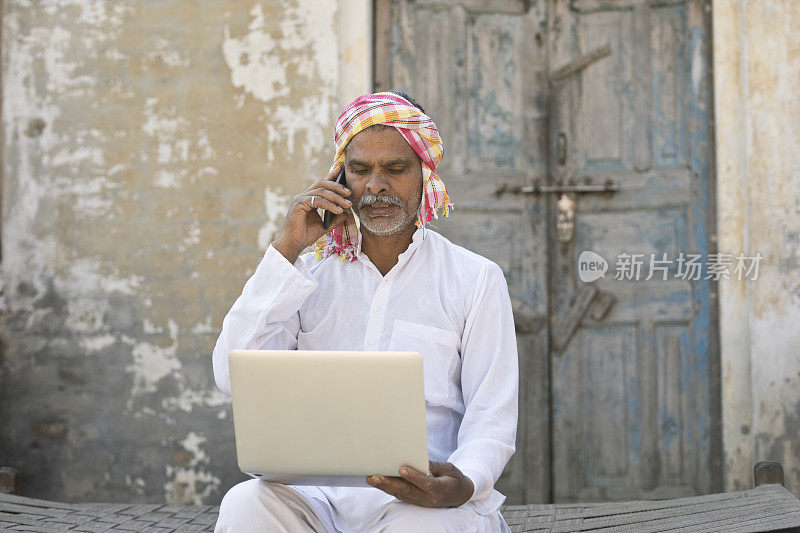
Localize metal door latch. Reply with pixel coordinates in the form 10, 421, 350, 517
494, 178, 618, 196
495, 178, 618, 244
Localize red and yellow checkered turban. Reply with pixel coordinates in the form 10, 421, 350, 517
315, 92, 452, 261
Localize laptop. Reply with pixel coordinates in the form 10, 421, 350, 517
228, 349, 430, 486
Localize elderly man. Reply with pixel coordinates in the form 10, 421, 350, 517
213, 92, 518, 532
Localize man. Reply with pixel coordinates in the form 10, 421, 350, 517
213, 92, 518, 532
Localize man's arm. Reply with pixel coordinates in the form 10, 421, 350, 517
212, 163, 354, 395
447, 262, 518, 502
211, 245, 318, 396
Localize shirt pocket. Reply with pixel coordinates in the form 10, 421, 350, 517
387, 319, 460, 407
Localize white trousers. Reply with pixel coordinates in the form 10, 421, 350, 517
214, 479, 510, 533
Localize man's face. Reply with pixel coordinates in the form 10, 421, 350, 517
344, 127, 423, 237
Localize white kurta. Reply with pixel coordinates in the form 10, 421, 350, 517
212, 228, 519, 532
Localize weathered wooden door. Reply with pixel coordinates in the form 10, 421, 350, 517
375, 0, 719, 503
547, 0, 719, 501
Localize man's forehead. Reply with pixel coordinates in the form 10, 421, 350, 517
347, 155, 415, 166
344, 132, 419, 167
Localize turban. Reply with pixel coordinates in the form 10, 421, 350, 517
315, 92, 452, 262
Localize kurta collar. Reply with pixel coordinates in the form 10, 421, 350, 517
357, 226, 426, 277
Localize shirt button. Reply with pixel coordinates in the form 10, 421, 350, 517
373, 308, 381, 315
367, 338, 376, 346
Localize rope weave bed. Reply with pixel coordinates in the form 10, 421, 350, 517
2, 483, 799, 532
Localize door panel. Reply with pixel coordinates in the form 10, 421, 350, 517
548, 0, 718, 501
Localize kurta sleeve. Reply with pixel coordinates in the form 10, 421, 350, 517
211, 245, 319, 396
447, 263, 519, 512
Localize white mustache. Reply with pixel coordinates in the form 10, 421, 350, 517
358, 194, 403, 209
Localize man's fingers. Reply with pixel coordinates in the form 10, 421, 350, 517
428, 461, 455, 477
324, 162, 343, 181
399, 465, 434, 490
367, 476, 422, 503
312, 179, 351, 198
305, 195, 344, 215
308, 187, 352, 210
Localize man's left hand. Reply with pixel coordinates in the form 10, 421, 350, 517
366, 461, 474, 508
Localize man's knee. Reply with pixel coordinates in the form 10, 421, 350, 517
219, 479, 266, 513
217, 480, 329, 533
374, 502, 479, 533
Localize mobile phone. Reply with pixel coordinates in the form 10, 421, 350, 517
323, 167, 347, 229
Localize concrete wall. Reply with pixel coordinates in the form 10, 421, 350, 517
714, 0, 800, 494
0, 0, 370, 503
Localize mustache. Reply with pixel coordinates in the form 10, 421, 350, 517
357, 194, 403, 209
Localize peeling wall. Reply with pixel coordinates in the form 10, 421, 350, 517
714, 0, 800, 495
0, 0, 370, 503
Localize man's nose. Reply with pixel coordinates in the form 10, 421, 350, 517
365, 170, 389, 194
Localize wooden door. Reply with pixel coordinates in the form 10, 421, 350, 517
547, 0, 719, 501
375, 0, 719, 503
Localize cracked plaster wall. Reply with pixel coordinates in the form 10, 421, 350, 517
714, 0, 800, 496
0, 0, 370, 503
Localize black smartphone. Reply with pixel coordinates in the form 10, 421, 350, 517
323, 167, 347, 229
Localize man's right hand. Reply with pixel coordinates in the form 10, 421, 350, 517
271, 163, 353, 264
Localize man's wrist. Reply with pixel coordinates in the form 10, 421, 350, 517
272, 236, 305, 264
451, 474, 474, 507
448, 458, 490, 503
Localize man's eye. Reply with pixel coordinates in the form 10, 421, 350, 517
388, 168, 405, 174
351, 168, 369, 174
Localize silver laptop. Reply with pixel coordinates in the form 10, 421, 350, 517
229, 349, 430, 486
